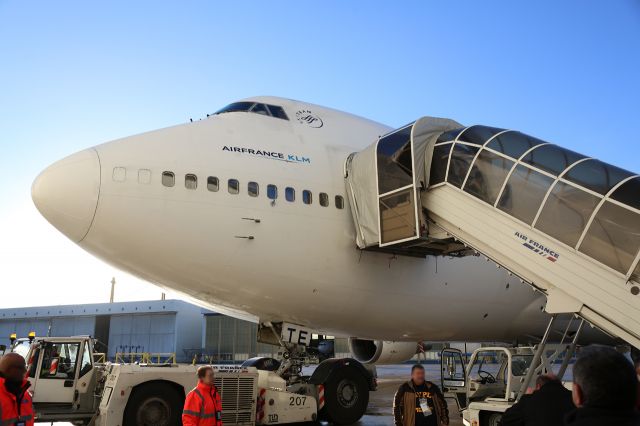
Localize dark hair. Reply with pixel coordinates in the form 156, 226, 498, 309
535, 374, 559, 388
411, 364, 425, 373
573, 346, 637, 409
197, 365, 214, 379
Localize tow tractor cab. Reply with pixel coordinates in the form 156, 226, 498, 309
14, 334, 371, 425
440, 337, 579, 426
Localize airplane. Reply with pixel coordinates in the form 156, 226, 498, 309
31, 96, 613, 367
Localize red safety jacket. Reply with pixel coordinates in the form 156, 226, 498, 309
0, 377, 34, 426
182, 382, 222, 426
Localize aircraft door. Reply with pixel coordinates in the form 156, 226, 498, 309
440, 348, 467, 409
376, 124, 420, 246
30, 341, 82, 405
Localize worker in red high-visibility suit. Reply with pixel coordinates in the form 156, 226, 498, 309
183, 365, 222, 426
0, 353, 35, 426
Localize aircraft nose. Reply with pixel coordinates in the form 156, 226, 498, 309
32, 148, 101, 243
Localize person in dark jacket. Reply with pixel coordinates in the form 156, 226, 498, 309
565, 345, 640, 426
393, 364, 449, 426
501, 374, 574, 426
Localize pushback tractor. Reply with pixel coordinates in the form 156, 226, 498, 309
12, 333, 374, 425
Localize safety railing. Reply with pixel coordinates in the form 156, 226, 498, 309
115, 352, 177, 365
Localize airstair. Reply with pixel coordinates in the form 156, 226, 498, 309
345, 117, 640, 349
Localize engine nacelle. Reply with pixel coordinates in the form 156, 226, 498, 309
348, 338, 418, 364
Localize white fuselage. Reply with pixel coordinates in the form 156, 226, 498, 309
33, 97, 551, 342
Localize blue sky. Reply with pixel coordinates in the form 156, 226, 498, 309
0, 1, 638, 306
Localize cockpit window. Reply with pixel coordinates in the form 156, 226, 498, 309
215, 102, 254, 114
266, 104, 288, 120
250, 103, 269, 116
215, 102, 289, 120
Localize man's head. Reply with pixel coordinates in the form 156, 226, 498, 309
197, 365, 215, 386
411, 364, 425, 385
0, 353, 27, 383
535, 373, 559, 391
572, 346, 637, 410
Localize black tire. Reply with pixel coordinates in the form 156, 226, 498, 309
123, 382, 183, 426
484, 412, 502, 426
320, 367, 369, 425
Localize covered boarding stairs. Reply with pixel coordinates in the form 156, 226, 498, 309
345, 118, 640, 349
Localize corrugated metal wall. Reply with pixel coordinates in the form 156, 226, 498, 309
51, 316, 96, 336
108, 313, 176, 358
204, 315, 276, 361
0, 316, 96, 349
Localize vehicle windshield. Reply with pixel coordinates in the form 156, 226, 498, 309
11, 340, 31, 360
511, 354, 533, 376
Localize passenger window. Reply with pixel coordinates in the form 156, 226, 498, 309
447, 144, 480, 188
228, 179, 239, 194
138, 169, 151, 184
521, 144, 585, 176
535, 182, 600, 247
486, 131, 545, 159
248, 182, 259, 197
429, 143, 453, 186
285, 187, 295, 202
267, 184, 278, 200
463, 149, 514, 205
457, 125, 505, 145
207, 176, 219, 192
185, 174, 197, 190
319, 193, 329, 207
579, 202, 640, 273
162, 171, 175, 187
498, 165, 554, 224
335, 195, 345, 209
564, 159, 632, 196
611, 177, 640, 210
112, 167, 126, 182
303, 190, 312, 205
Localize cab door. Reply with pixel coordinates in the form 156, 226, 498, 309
31, 340, 82, 405
440, 348, 468, 410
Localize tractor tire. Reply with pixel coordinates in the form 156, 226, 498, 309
320, 366, 369, 425
123, 382, 183, 426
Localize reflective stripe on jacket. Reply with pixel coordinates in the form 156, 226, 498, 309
182, 382, 222, 426
0, 377, 35, 426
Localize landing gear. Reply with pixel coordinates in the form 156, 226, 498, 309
258, 322, 373, 425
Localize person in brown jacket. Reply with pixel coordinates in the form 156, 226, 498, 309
393, 364, 449, 426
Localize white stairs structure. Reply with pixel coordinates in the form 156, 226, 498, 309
346, 118, 640, 349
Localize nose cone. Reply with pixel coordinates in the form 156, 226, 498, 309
32, 148, 101, 242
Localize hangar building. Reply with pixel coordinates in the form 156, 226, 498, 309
0, 300, 446, 364
0, 300, 205, 363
